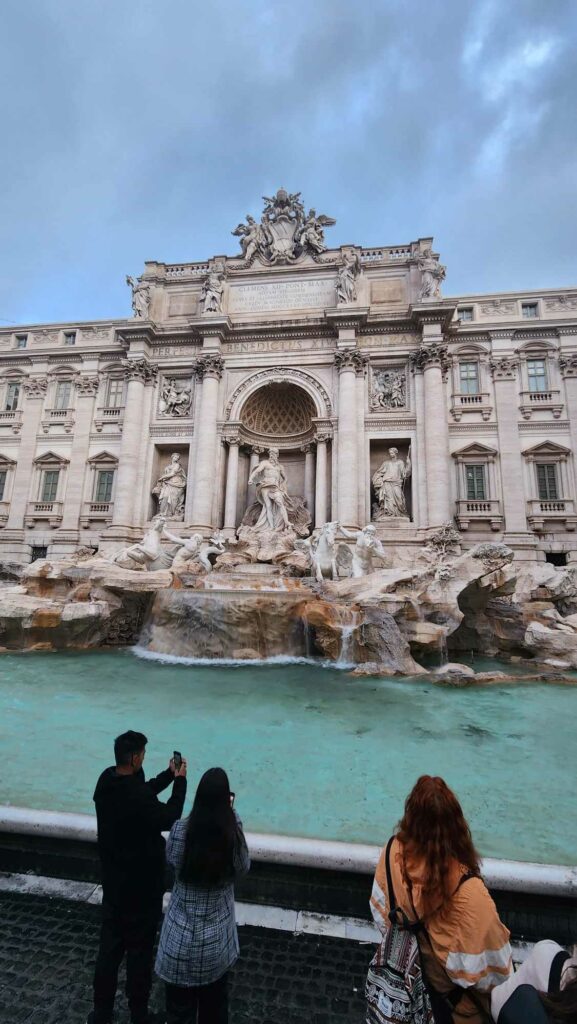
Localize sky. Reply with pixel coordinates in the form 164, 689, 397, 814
1, 0, 576, 327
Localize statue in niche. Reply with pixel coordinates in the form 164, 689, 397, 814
201, 263, 226, 313
336, 251, 361, 304
152, 452, 186, 520
372, 446, 411, 519
415, 248, 446, 301
126, 275, 151, 319
371, 369, 406, 410
340, 524, 388, 576
247, 448, 291, 532
158, 379, 192, 417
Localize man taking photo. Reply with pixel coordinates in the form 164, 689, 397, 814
87, 730, 187, 1024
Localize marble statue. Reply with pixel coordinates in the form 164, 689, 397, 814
231, 189, 336, 264
340, 524, 388, 577
152, 453, 186, 519
126, 275, 151, 319
309, 520, 340, 582
201, 265, 225, 313
247, 447, 291, 533
111, 515, 166, 569
370, 369, 406, 410
336, 251, 360, 304
158, 379, 192, 417
372, 446, 411, 519
163, 528, 226, 573
415, 248, 446, 301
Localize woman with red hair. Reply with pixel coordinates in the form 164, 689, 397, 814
370, 776, 512, 1023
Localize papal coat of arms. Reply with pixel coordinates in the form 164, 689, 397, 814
232, 188, 336, 265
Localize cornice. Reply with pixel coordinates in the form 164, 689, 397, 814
365, 416, 416, 429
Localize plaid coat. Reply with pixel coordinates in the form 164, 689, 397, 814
155, 811, 250, 986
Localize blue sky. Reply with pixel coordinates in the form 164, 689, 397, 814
1, 0, 576, 326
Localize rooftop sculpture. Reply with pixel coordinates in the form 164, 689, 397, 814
232, 188, 336, 265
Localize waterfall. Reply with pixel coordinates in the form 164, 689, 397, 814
338, 624, 356, 666
438, 630, 449, 667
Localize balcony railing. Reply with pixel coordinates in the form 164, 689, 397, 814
24, 501, 64, 528
527, 498, 577, 532
41, 409, 75, 433
0, 409, 23, 433
455, 499, 503, 531
80, 500, 113, 528
451, 393, 492, 421
94, 406, 124, 432
519, 389, 563, 420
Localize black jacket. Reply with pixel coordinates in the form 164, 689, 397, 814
94, 765, 186, 908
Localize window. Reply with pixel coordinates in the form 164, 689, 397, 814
41, 470, 59, 502
106, 378, 124, 408
522, 302, 538, 319
55, 380, 72, 410
459, 361, 480, 395
546, 552, 567, 567
5, 383, 20, 411
31, 546, 48, 562
527, 358, 548, 393
458, 307, 474, 322
465, 464, 486, 500
64, 332, 76, 346
0, 470, 6, 501
537, 463, 558, 500
15, 335, 27, 349
95, 470, 114, 503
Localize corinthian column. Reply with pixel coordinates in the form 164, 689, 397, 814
110, 360, 157, 536
411, 357, 428, 529
490, 353, 527, 535
314, 433, 329, 528
6, 376, 48, 534
418, 342, 451, 527
190, 354, 224, 531
223, 435, 240, 532
301, 443, 315, 522
335, 350, 361, 528
62, 376, 100, 531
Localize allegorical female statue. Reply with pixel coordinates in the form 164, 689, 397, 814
372, 446, 411, 519
152, 452, 186, 519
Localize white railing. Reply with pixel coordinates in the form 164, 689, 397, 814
456, 499, 502, 516
527, 498, 574, 515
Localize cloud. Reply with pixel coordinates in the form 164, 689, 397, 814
0, 0, 576, 324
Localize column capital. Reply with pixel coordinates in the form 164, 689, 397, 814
314, 430, 332, 444
196, 354, 224, 380
76, 375, 100, 397
222, 432, 240, 447
122, 359, 158, 384
410, 343, 449, 374
559, 353, 577, 378
21, 376, 48, 399
300, 442, 315, 453
489, 356, 518, 381
334, 349, 366, 373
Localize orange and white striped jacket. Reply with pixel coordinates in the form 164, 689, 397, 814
370, 837, 512, 1024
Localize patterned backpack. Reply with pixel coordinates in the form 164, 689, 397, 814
365, 836, 436, 1024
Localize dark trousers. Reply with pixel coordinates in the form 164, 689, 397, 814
93, 898, 162, 1023
165, 973, 229, 1024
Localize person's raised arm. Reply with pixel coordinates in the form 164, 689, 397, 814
139, 760, 188, 832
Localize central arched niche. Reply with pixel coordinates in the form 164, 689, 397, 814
240, 382, 316, 443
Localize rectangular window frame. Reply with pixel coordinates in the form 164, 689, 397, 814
54, 380, 72, 410
63, 332, 76, 346
457, 307, 474, 322
95, 470, 114, 503
15, 335, 27, 349
527, 358, 548, 393
0, 470, 7, 502
41, 470, 60, 503
465, 464, 486, 500
5, 383, 20, 411
459, 361, 480, 395
536, 462, 559, 501
522, 302, 539, 319
106, 378, 125, 409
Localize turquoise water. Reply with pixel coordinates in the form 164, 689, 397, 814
0, 650, 574, 865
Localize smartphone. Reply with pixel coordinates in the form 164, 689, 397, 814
173, 750, 182, 770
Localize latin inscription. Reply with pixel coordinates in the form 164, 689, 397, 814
228, 277, 336, 314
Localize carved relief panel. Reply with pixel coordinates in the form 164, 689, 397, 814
369, 366, 408, 411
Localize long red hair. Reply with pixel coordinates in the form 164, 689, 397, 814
396, 775, 480, 917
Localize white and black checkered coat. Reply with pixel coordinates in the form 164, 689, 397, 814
155, 811, 250, 986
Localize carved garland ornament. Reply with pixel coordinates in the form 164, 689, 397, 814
225, 367, 333, 419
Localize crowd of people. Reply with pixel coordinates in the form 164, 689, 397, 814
86, 731, 575, 1024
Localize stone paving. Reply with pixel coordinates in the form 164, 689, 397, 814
0, 893, 369, 1024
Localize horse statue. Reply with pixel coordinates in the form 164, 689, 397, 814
110, 515, 166, 570
307, 521, 340, 582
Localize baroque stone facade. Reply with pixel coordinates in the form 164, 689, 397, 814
1, 188, 577, 564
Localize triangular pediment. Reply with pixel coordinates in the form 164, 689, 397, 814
452, 442, 498, 458
33, 450, 70, 466
522, 441, 571, 458
0, 453, 17, 466
87, 451, 118, 465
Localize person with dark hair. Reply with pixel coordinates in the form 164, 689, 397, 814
491, 939, 577, 1022
87, 730, 187, 1024
155, 767, 250, 1024
369, 775, 512, 1023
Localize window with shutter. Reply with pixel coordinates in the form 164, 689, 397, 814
465, 464, 486, 500
0, 471, 7, 501
95, 470, 114, 503
41, 471, 59, 502
55, 381, 72, 410
536, 463, 558, 500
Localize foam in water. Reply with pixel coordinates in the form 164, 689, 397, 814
131, 645, 349, 670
